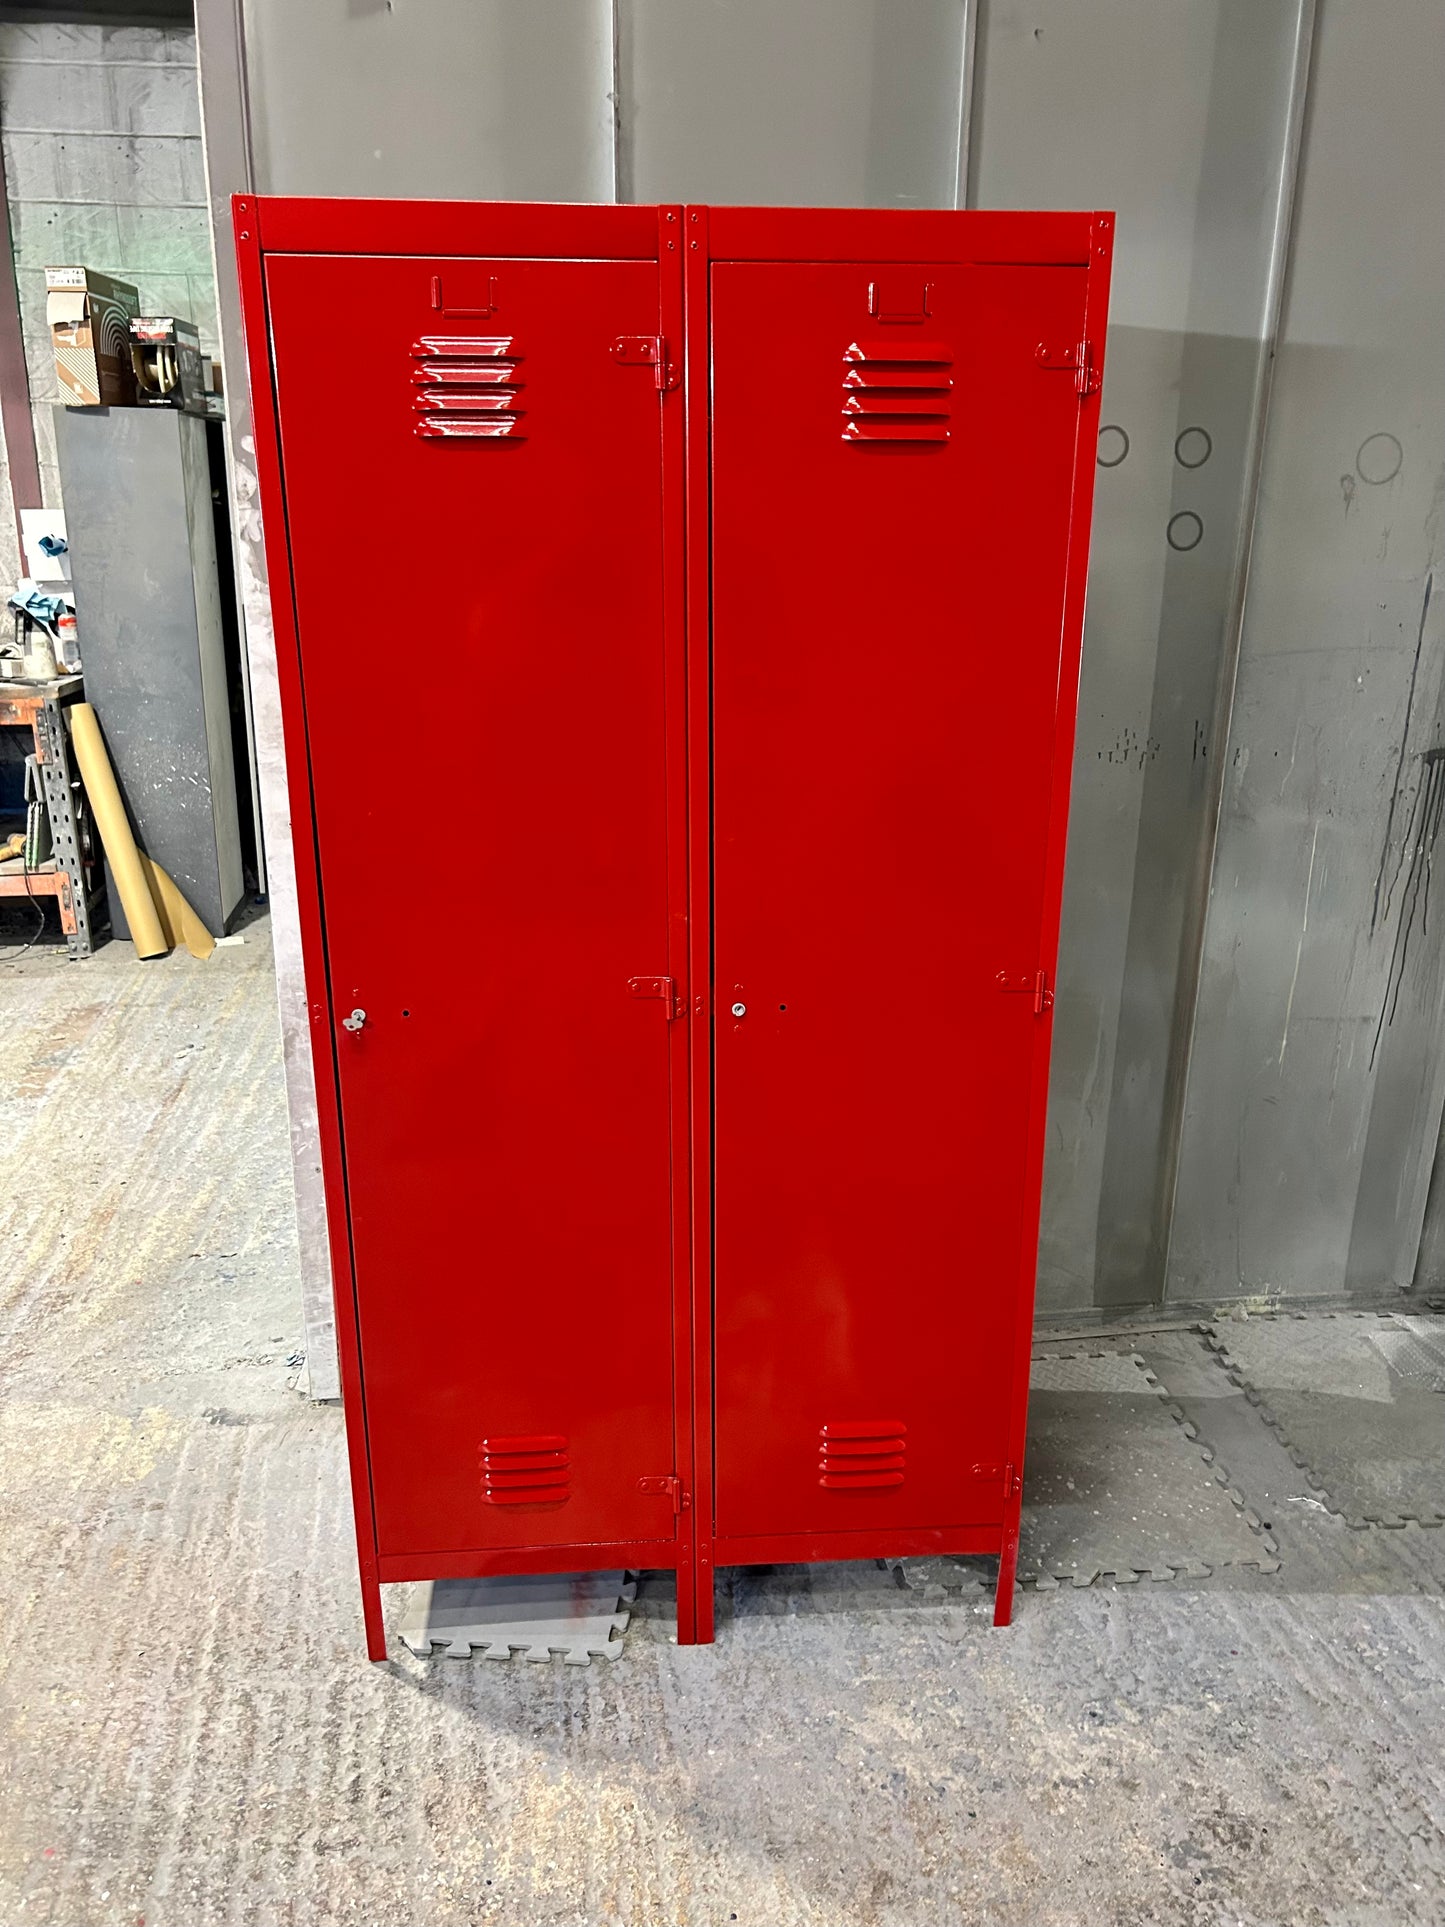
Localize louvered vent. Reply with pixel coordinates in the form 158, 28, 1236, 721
413, 334, 524, 440
819, 1419, 907, 1489
480, 1433, 569, 1505
841, 340, 951, 443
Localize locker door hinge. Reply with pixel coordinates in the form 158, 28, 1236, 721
996, 968, 1053, 1015
638, 1474, 689, 1513
1034, 338, 1100, 397
970, 1461, 1021, 1496
628, 974, 685, 1019
612, 335, 677, 392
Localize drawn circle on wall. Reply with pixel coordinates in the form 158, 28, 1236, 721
1356, 432, 1403, 485
1097, 424, 1129, 468
1175, 426, 1212, 469
1167, 511, 1204, 552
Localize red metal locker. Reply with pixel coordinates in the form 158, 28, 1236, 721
237, 201, 698, 1656
690, 208, 1111, 1631
239, 199, 1110, 1656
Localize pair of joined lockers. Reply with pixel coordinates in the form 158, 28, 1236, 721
237, 198, 1112, 1656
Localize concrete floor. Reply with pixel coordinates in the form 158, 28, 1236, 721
2, 914, 1444, 1927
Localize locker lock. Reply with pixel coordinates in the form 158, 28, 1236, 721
342, 1008, 367, 1032
731, 1002, 747, 1018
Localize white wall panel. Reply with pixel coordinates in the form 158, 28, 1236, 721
1170, 0, 1445, 1303
241, 0, 613, 202
971, 0, 1301, 1308
621, 0, 965, 208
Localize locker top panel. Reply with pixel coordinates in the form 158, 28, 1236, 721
240, 196, 664, 260
238, 198, 1111, 271
704, 206, 1108, 265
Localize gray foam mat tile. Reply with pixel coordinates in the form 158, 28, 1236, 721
1373, 1316, 1445, 1394
1207, 1313, 1445, 1526
1022, 1351, 1272, 1585
1214, 1316, 1396, 1400
1133, 1327, 1242, 1402
398, 1571, 635, 1663
728, 1558, 986, 1621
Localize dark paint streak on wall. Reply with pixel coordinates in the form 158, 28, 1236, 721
1371, 749, 1445, 1068
1370, 574, 1442, 1069
1371, 571, 1434, 934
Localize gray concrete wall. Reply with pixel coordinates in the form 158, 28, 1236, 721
0, 22, 219, 516
195, 0, 1445, 1387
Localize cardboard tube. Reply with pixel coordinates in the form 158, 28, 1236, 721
68, 703, 168, 959
138, 852, 215, 961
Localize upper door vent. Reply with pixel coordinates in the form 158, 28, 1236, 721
841, 340, 951, 444
413, 334, 524, 440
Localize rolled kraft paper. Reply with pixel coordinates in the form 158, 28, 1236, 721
137, 852, 215, 961
67, 703, 168, 959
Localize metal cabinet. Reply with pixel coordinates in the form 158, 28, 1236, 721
56, 407, 245, 940
239, 199, 1110, 1657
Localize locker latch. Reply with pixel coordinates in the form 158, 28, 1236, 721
1035, 338, 1100, 397
638, 1474, 689, 1512
996, 969, 1052, 1015
628, 974, 685, 1019
612, 335, 677, 392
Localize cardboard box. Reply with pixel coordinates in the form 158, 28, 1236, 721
130, 315, 209, 415
45, 266, 140, 407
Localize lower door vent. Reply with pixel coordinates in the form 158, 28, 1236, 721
819, 1419, 906, 1489
480, 1433, 569, 1505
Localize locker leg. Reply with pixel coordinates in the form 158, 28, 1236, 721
675, 1553, 697, 1645
695, 1551, 715, 1645
360, 1568, 387, 1661
674, 1551, 715, 1646
994, 1511, 1021, 1628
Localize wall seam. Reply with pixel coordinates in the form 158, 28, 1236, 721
953, 0, 979, 210
1156, 0, 1320, 1301
610, 0, 625, 204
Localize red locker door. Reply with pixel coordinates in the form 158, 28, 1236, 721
710, 250, 1089, 1544
265, 251, 682, 1559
